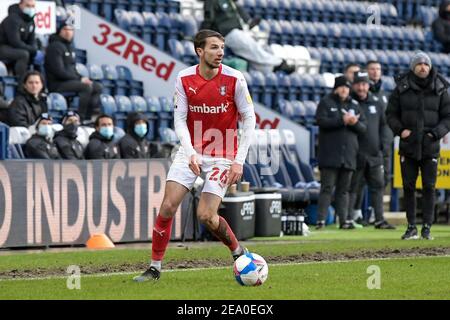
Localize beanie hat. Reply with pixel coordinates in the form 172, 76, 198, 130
333, 75, 352, 89
57, 20, 74, 34
36, 113, 53, 126
61, 110, 80, 124
353, 71, 370, 84
410, 51, 432, 71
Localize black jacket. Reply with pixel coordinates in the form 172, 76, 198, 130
84, 131, 120, 159
45, 34, 81, 91
54, 128, 85, 160
119, 112, 156, 159
201, 0, 251, 37
352, 91, 390, 168
0, 4, 36, 55
386, 69, 450, 160
316, 93, 367, 170
25, 134, 61, 159
7, 89, 48, 127
432, 0, 450, 53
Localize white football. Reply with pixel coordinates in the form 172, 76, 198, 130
233, 252, 269, 286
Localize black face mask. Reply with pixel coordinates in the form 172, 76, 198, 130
64, 123, 78, 136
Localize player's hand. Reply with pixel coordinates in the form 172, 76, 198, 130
401, 129, 411, 139
189, 154, 201, 176
227, 162, 243, 186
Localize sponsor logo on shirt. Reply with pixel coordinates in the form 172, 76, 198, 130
189, 102, 229, 114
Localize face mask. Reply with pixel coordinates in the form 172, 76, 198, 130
99, 126, 114, 139
22, 7, 36, 18
64, 123, 78, 136
38, 125, 52, 137
134, 124, 147, 137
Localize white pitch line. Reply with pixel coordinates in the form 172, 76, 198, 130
1, 254, 449, 282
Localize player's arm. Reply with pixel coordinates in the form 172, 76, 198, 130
173, 75, 201, 175
227, 73, 256, 185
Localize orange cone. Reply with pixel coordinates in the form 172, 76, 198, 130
86, 234, 115, 249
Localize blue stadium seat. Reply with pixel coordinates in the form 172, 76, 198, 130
155, 12, 171, 51
101, 64, 119, 95
47, 92, 68, 123
114, 95, 133, 129
288, 73, 302, 101
142, 12, 158, 45
168, 38, 185, 61
129, 95, 147, 113
100, 94, 117, 116
263, 72, 278, 109
277, 99, 294, 118
291, 100, 305, 123
181, 40, 197, 65
158, 96, 174, 129
0, 61, 17, 100
114, 9, 131, 30
248, 71, 265, 103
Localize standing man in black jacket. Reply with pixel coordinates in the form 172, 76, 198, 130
25, 113, 61, 159
432, 0, 450, 53
119, 112, 160, 158
386, 51, 450, 240
315, 76, 367, 230
7, 70, 47, 127
54, 110, 84, 159
44, 22, 102, 121
348, 71, 395, 230
84, 114, 120, 159
0, 0, 38, 80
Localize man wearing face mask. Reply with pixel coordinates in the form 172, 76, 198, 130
386, 51, 450, 240
119, 112, 160, 158
0, 0, 39, 80
53, 110, 84, 160
432, 1, 450, 53
25, 113, 61, 159
84, 114, 120, 159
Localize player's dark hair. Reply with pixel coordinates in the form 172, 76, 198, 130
366, 60, 381, 67
344, 63, 360, 72
193, 29, 225, 57
95, 114, 114, 128
23, 70, 44, 85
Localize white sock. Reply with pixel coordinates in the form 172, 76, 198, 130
150, 260, 161, 271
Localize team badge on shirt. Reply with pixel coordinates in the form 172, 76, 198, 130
220, 86, 226, 96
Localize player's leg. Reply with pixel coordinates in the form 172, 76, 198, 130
197, 192, 247, 260
134, 181, 189, 282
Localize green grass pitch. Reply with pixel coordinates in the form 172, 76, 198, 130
0, 225, 449, 300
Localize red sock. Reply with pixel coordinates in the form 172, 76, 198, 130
209, 216, 240, 252
151, 215, 174, 261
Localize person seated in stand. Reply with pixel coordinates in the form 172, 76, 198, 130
25, 113, 61, 159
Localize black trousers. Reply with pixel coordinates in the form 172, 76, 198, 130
0, 45, 31, 80
400, 156, 438, 225
317, 167, 353, 225
54, 80, 103, 120
348, 163, 385, 222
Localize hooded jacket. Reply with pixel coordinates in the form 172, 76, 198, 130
7, 89, 48, 127
119, 112, 155, 159
84, 130, 120, 159
432, 0, 450, 53
53, 126, 85, 160
386, 68, 450, 160
0, 4, 37, 55
316, 92, 367, 170
25, 134, 61, 159
44, 33, 81, 91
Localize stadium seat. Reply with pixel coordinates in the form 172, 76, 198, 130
114, 95, 133, 128
47, 92, 68, 123
100, 94, 117, 116
0, 61, 18, 101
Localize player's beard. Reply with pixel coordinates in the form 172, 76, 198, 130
205, 57, 220, 70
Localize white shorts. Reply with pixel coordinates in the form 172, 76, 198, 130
166, 148, 233, 199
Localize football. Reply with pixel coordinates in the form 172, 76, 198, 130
233, 252, 269, 286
